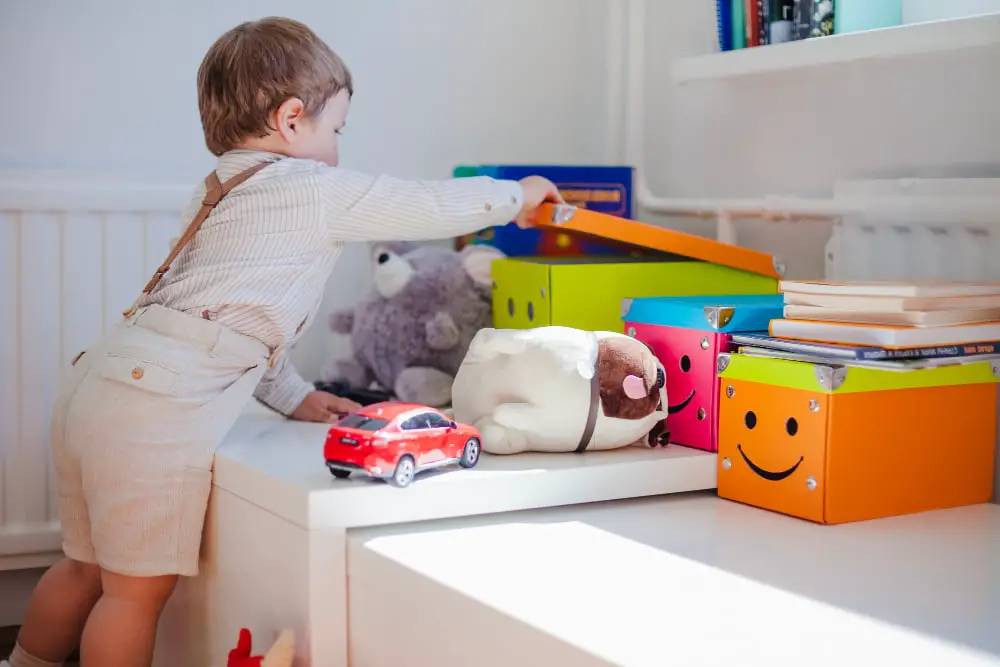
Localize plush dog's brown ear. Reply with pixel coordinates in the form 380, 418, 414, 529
596, 337, 659, 420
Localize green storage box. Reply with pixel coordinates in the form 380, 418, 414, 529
492, 257, 778, 332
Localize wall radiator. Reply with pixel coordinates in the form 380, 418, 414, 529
0, 171, 188, 569
825, 177, 1000, 282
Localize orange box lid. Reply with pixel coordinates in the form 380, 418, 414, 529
535, 203, 783, 279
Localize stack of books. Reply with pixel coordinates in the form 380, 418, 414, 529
731, 280, 1000, 371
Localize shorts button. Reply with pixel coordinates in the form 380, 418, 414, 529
484, 202, 493, 212
131, 367, 144, 380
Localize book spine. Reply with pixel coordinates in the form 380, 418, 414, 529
732, 0, 747, 48
814, 0, 835, 35
758, 0, 770, 44
858, 341, 1000, 361
745, 0, 760, 45
716, 0, 727, 51
721, 0, 734, 50
769, 0, 796, 42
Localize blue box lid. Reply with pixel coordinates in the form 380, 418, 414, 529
622, 294, 784, 332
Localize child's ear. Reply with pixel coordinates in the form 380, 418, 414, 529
275, 97, 306, 141
459, 244, 506, 287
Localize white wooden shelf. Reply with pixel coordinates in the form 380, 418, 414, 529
213, 404, 717, 531
349, 494, 1000, 667
673, 13, 1000, 83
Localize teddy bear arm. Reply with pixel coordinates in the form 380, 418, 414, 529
425, 311, 461, 351
394, 367, 454, 407
328, 308, 355, 335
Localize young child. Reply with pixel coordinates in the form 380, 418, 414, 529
5, 16, 562, 667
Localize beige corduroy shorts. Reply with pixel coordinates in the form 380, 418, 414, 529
51, 304, 268, 577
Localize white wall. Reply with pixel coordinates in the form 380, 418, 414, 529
0, 0, 615, 623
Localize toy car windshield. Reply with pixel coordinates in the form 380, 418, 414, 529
337, 414, 390, 431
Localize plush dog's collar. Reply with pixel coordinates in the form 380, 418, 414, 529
576, 337, 601, 453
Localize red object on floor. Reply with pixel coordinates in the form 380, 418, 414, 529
227, 628, 264, 667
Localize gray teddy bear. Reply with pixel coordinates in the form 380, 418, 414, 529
322, 241, 506, 407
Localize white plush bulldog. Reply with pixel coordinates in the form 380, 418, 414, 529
452, 326, 669, 455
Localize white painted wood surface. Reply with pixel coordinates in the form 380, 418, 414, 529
154, 487, 345, 667
212, 408, 718, 530
672, 13, 1000, 83
0, 172, 187, 568
349, 494, 1000, 667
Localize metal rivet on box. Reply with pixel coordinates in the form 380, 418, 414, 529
726, 385, 735, 398
540, 287, 547, 298
809, 399, 820, 412
806, 476, 818, 491
627, 326, 636, 338
721, 457, 732, 470
697, 407, 707, 421
491, 280, 497, 290
700, 337, 710, 350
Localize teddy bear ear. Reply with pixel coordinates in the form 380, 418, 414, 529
459, 244, 506, 286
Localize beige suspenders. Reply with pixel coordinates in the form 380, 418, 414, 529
122, 161, 274, 319
70, 161, 273, 367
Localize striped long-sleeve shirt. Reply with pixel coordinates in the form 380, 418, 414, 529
138, 149, 524, 415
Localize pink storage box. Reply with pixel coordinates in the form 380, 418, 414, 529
622, 294, 784, 452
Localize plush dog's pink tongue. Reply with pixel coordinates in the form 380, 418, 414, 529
622, 374, 647, 400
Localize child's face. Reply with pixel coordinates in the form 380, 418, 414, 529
270, 89, 351, 166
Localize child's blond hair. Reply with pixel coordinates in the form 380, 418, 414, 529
197, 16, 353, 156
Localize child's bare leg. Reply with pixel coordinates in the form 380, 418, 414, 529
15, 557, 103, 663
79, 571, 177, 667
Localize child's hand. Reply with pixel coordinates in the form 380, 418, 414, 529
515, 176, 564, 229
290, 391, 362, 423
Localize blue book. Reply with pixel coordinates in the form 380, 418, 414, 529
623, 294, 785, 332
717, 0, 734, 50
454, 164, 634, 257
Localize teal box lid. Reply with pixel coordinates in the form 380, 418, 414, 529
622, 294, 784, 332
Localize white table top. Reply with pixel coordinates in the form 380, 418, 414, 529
351, 493, 1000, 667
213, 402, 717, 530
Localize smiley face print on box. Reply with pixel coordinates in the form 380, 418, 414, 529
626, 322, 722, 451
717, 379, 827, 522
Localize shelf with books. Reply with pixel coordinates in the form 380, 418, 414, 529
672, 13, 1000, 83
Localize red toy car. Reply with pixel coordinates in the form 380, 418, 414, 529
323, 402, 482, 487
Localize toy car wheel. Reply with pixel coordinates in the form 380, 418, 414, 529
459, 438, 481, 468
391, 455, 416, 488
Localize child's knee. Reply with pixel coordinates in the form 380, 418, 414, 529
67, 557, 102, 584
99, 570, 178, 612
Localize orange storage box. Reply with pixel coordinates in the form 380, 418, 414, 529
716, 353, 998, 524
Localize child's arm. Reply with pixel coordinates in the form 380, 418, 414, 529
253, 357, 315, 417
254, 356, 360, 421
316, 169, 561, 241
